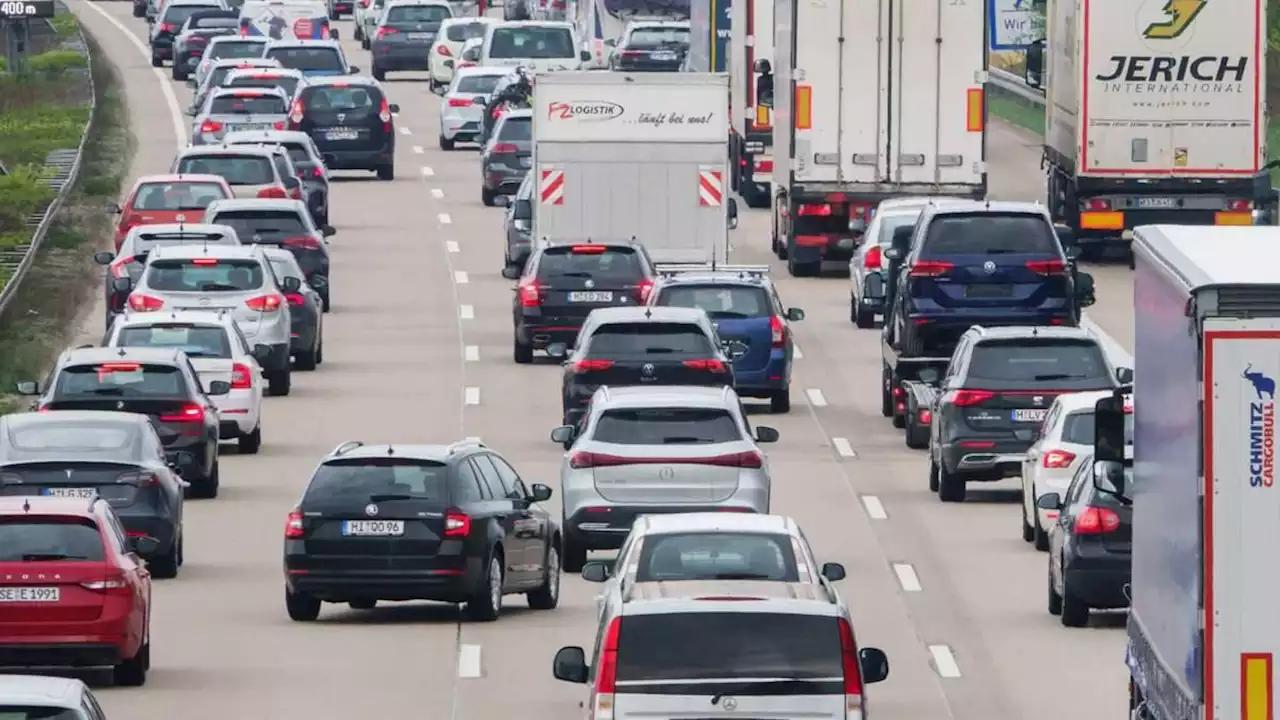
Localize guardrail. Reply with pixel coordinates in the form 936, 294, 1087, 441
0, 2, 96, 319
987, 66, 1046, 107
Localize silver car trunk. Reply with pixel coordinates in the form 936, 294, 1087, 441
587, 443, 743, 504
188, 356, 235, 392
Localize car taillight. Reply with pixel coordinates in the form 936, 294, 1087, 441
572, 359, 613, 373
770, 315, 786, 348
289, 99, 304, 127
518, 280, 541, 307
444, 509, 470, 537
1025, 259, 1066, 275
245, 294, 283, 312
288, 186, 303, 200
159, 402, 205, 423
797, 203, 832, 216
81, 572, 130, 593
159, 22, 176, 32
490, 142, 519, 154
257, 187, 288, 199
127, 294, 164, 312
284, 293, 306, 306
273, 120, 286, 130
109, 256, 134, 279
838, 617, 865, 714
117, 471, 161, 487
199, 119, 223, 134
594, 617, 621, 713
376, 27, 398, 39
569, 451, 762, 469
1228, 199, 1253, 211
436, 44, 451, 56
1043, 449, 1077, 469
918, 408, 932, 424
865, 245, 882, 270
311, 165, 324, 178
948, 389, 995, 406
447, 97, 472, 107
909, 261, 953, 277
285, 509, 305, 538
683, 358, 728, 373
1084, 198, 1110, 211
231, 362, 253, 389
283, 235, 322, 250
1074, 506, 1121, 534
636, 279, 653, 302
379, 98, 392, 128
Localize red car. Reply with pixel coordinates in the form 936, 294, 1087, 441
113, 173, 234, 250
0, 496, 153, 686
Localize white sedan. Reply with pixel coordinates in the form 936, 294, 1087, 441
428, 16, 497, 92
439, 65, 508, 149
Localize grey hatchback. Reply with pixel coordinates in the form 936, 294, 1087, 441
503, 172, 533, 270
369, 0, 453, 80
481, 108, 531, 207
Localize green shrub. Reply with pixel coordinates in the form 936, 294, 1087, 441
0, 166, 54, 235
0, 105, 89, 166
0, 57, 7, 73
48, 13, 79, 38
24, 50, 87, 76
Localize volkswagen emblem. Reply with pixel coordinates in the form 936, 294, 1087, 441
720, 697, 738, 711
584, 279, 595, 289
1033, 396, 1044, 405
115, 401, 125, 410
337, 113, 346, 123
364, 504, 379, 517
642, 363, 655, 375
658, 466, 674, 480
983, 260, 997, 274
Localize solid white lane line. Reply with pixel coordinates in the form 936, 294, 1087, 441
892, 563, 922, 592
438, 213, 452, 225
77, 2, 187, 150
445, 240, 460, 253
399, 127, 412, 135
832, 437, 856, 458
454, 271, 469, 284
431, 188, 445, 199
805, 388, 828, 407
459, 304, 474, 320
793, 345, 804, 359
412, 145, 424, 154
861, 495, 888, 520
928, 645, 962, 678
464, 345, 479, 362
458, 644, 482, 678
421, 166, 435, 177
464, 387, 481, 405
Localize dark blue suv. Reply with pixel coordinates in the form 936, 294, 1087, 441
884, 201, 1094, 356
647, 266, 804, 413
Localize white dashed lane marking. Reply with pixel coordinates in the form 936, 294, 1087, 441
459, 305, 474, 320
464, 345, 479, 362
445, 241, 460, 253
457, 644, 482, 678
464, 387, 481, 405
928, 645, 962, 678
454, 271, 469, 284
438, 213, 452, 225
399, 127, 412, 135
421, 166, 435, 177
794, 345, 804, 359
892, 563, 922, 592
431, 188, 445, 199
861, 495, 888, 520
832, 437, 856, 457
412, 145, 424, 154
805, 388, 828, 407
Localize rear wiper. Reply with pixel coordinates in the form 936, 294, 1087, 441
711, 680, 828, 704
82, 388, 125, 396
21, 553, 86, 561
710, 572, 773, 580
643, 347, 676, 354
1033, 373, 1088, 381
707, 312, 750, 319
197, 283, 240, 291
368, 493, 415, 502
552, 271, 594, 278
662, 436, 711, 444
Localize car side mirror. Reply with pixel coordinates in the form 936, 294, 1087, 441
859, 647, 890, 684
388, 103, 400, 113
501, 266, 522, 280
1024, 38, 1045, 89
891, 224, 913, 253
1075, 271, 1096, 307
529, 483, 553, 502
820, 562, 845, 581
130, 536, 161, 556
553, 646, 589, 684
727, 198, 739, 230
109, 202, 122, 214
883, 247, 902, 261
1035, 492, 1062, 510
550, 425, 576, 445
754, 425, 779, 444
281, 276, 302, 292
472, 96, 486, 105
321, 225, 336, 237
282, 176, 300, 190
580, 50, 591, 61
752, 58, 771, 74
493, 194, 510, 207
581, 560, 611, 582
252, 344, 273, 362
207, 380, 231, 396
1116, 366, 1134, 384
147, 15, 155, 23
348, 66, 361, 74
785, 307, 804, 322
112, 277, 133, 293
442, 59, 454, 70
602, 38, 616, 47
1064, 245, 1081, 259
546, 342, 568, 359
186, 76, 197, 88
185, 105, 198, 116
918, 367, 940, 385
15, 381, 39, 395
93, 251, 114, 265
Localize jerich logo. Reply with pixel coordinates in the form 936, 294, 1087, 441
1143, 0, 1206, 40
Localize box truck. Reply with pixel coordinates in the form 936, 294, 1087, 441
1112, 225, 1280, 720
770, 0, 987, 277
727, 0, 772, 208
531, 72, 737, 264
1024, 0, 1270, 263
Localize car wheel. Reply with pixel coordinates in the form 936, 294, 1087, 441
1047, 563, 1063, 615
562, 532, 587, 573
150, 54, 163, 68
172, 66, 186, 81
770, 387, 790, 413
286, 588, 322, 621
268, 369, 292, 396
321, 291, 331, 313
938, 464, 965, 502
513, 335, 533, 364
361, 36, 370, 50
188, 457, 219, 499
372, 66, 386, 81
376, 163, 394, 181
481, 186, 497, 206
238, 424, 262, 454
526, 542, 560, 610
891, 405, 906, 429
439, 134, 455, 151
348, 599, 376, 610
133, 4, 146, 16
466, 551, 503, 621
1033, 520, 1050, 552
905, 419, 928, 449
316, 336, 324, 364
295, 345, 318, 371
1060, 570, 1090, 627
1021, 502, 1035, 542
149, 543, 180, 579
854, 299, 875, 329
786, 253, 818, 277
113, 642, 148, 687
928, 457, 940, 492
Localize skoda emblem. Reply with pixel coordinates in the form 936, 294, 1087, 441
642, 363, 655, 375
720, 697, 737, 711
115, 401, 125, 410
982, 260, 997, 275
584, 279, 595, 289
364, 504, 379, 517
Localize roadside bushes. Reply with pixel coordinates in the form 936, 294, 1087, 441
24, 50, 88, 76
0, 166, 55, 236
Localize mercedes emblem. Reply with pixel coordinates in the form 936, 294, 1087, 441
641, 363, 655, 375
584, 279, 595, 289
1033, 396, 1044, 405
720, 697, 738, 711
364, 504, 379, 517
982, 260, 997, 274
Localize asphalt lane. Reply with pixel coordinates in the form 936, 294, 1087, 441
67, 2, 1137, 717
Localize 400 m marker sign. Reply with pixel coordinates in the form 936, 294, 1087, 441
0, 1, 55, 18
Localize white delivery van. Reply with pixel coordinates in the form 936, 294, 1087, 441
239, 0, 335, 39
480, 20, 588, 72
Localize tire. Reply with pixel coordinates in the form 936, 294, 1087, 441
481, 186, 497, 206
513, 336, 533, 364
113, 642, 148, 687
150, 54, 163, 68
353, 24, 364, 41
189, 457, 219, 499
321, 291, 330, 313
905, 420, 928, 449
316, 337, 324, 364
439, 134, 456, 151
376, 163, 394, 181
465, 552, 503, 622
348, 599, 376, 610
149, 542, 180, 579
891, 407, 905, 429
372, 66, 386, 81
295, 345, 318, 371
1060, 575, 1090, 627
881, 366, 893, 417
526, 542, 560, 610
238, 424, 262, 454
562, 533, 587, 573
787, 253, 818, 277
937, 464, 966, 502
770, 387, 791, 413
1021, 503, 1035, 542
1033, 520, 1050, 551
1047, 566, 1063, 616
854, 299, 875, 329
361, 37, 370, 50
172, 66, 186, 81
286, 588, 321, 621
268, 369, 291, 396
928, 458, 940, 493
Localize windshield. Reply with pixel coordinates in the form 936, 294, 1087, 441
209, 210, 307, 241
0, 519, 105, 562
488, 26, 574, 59
266, 46, 344, 72
0, 707, 83, 720
593, 408, 741, 445
175, 155, 274, 185
968, 340, 1110, 386
8, 423, 136, 452
133, 181, 227, 211
634, 532, 799, 582
659, 285, 770, 319
586, 323, 714, 356
304, 459, 449, 503
922, 213, 1058, 255
210, 40, 268, 59
117, 324, 232, 359
446, 20, 488, 41
626, 27, 689, 47
163, 4, 218, 25
54, 363, 187, 398
145, 258, 264, 292
208, 93, 287, 114
227, 74, 300, 96
385, 4, 451, 23
1063, 410, 1135, 445
456, 74, 501, 94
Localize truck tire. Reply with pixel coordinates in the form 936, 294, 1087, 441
787, 252, 819, 277
904, 418, 928, 449
881, 366, 894, 417
937, 465, 966, 502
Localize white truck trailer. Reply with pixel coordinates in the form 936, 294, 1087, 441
531, 71, 736, 264
1024, 0, 1270, 262
726, 0, 772, 208
770, 0, 987, 277
1120, 225, 1280, 720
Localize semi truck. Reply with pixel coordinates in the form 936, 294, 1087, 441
727, 0, 771, 208
530, 72, 737, 264
770, 0, 987, 277
683, 0, 728, 72
1110, 224, 1280, 720
1023, 0, 1271, 263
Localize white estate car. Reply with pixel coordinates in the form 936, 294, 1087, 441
105, 309, 268, 453
439, 65, 507, 149
1020, 389, 1133, 550
427, 16, 496, 91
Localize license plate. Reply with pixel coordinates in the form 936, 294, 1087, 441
408, 32, 432, 39
42, 487, 96, 498
326, 127, 359, 141
0, 587, 59, 603
1137, 197, 1177, 209
342, 520, 405, 536
230, 123, 270, 131
568, 291, 613, 302
965, 284, 1013, 298
1012, 409, 1048, 422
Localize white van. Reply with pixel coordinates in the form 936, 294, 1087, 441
479, 20, 588, 73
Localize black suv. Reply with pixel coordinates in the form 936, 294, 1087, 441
171, 10, 239, 81
555, 306, 733, 426
16, 347, 227, 499
503, 240, 657, 364
926, 325, 1131, 502
282, 440, 562, 622
288, 77, 400, 180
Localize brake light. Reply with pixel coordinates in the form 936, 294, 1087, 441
311, 166, 324, 178
81, 573, 130, 593
865, 245, 882, 270
590, 616, 620, 719
288, 186, 303, 201
375, 26, 397, 39
285, 509, 305, 538
797, 203, 832, 216
159, 22, 176, 32
770, 315, 786, 348
191, 257, 218, 265
1042, 449, 1077, 469
257, 187, 288, 199
518, 280, 540, 307
273, 120, 286, 130
284, 293, 306, 306
289, 99, 304, 127
570, 244, 607, 254
909, 261, 954, 277
245, 294, 283, 312
231, 362, 253, 390
447, 97, 472, 107
918, 408, 932, 424
838, 617, 865, 711
491, 143, 519, 154
379, 98, 392, 129
683, 358, 728, 373
436, 44, 451, 56
118, 471, 161, 487
572, 359, 613, 373
199, 119, 223, 134
1228, 199, 1253, 211
109, 256, 134, 279
159, 402, 205, 423
127, 294, 164, 312
1084, 198, 1111, 211
569, 451, 762, 469
1074, 506, 1121, 534
636, 279, 654, 302
949, 389, 995, 406
1025, 259, 1066, 275
444, 509, 470, 537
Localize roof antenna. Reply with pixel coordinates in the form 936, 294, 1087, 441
117, 347, 127, 357
22, 498, 30, 513
644, 306, 652, 319
387, 445, 395, 455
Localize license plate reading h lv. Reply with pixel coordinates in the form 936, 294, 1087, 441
1012, 409, 1047, 422
343, 520, 405, 536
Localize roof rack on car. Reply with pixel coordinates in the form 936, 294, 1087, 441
331, 441, 364, 456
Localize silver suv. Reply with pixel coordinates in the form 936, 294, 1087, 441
170, 144, 301, 201
192, 86, 291, 145
123, 243, 298, 396
549, 384, 777, 571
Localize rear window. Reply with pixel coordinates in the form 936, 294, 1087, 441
658, 284, 771, 319
967, 340, 1110, 386
922, 213, 1057, 255
163, 4, 218, 25
587, 323, 714, 356
282, 144, 311, 165
592, 408, 740, 445
634, 532, 798, 582
616, 613, 842, 681
385, 4, 451, 23
626, 26, 689, 47
496, 116, 531, 141
267, 254, 303, 281
455, 74, 500, 94
175, 154, 274, 185
208, 93, 287, 114
1062, 410, 1134, 445
446, 21, 488, 42
874, 212, 919, 246
133, 181, 228, 211
488, 25, 574, 59
8, 423, 136, 452
266, 46, 344, 72
536, 246, 642, 281
0, 518, 105, 562
303, 85, 377, 112
303, 459, 449, 503
145, 258, 265, 292
116, 324, 232, 359
191, 16, 238, 28
210, 40, 268, 59
208, 210, 308, 241
54, 363, 187, 398
0, 707, 83, 720
227, 74, 300, 97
